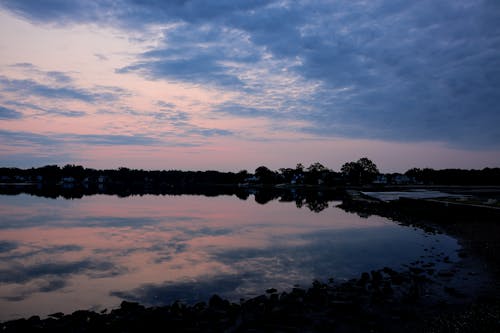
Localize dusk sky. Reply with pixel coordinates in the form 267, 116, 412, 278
0, 0, 499, 172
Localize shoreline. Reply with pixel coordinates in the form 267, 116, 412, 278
2, 263, 498, 332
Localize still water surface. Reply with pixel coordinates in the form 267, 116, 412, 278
0, 194, 459, 320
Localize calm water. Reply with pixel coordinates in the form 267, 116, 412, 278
0, 193, 459, 320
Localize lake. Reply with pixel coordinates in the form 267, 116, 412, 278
0, 193, 459, 321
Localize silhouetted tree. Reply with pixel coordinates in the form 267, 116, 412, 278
304, 162, 328, 185
295, 163, 304, 172
341, 157, 379, 184
255, 166, 276, 184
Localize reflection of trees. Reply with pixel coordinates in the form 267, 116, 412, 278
254, 191, 276, 205
234, 190, 250, 200
0, 185, 341, 212
294, 196, 330, 212
306, 200, 329, 213
253, 189, 340, 213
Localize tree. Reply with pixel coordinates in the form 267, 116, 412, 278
254, 166, 276, 184
341, 157, 379, 184
357, 158, 378, 175
307, 162, 327, 173
305, 162, 328, 185
295, 163, 304, 172
236, 170, 249, 183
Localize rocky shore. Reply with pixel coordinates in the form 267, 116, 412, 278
2, 264, 499, 332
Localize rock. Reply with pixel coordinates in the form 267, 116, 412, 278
444, 287, 465, 298
438, 270, 455, 278
266, 288, 278, 294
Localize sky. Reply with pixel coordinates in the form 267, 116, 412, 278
0, 0, 499, 172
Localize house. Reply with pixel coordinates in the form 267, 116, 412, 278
290, 174, 304, 185
14, 176, 26, 182
391, 174, 411, 185
61, 177, 75, 189
373, 174, 388, 185
62, 177, 75, 183
244, 176, 259, 183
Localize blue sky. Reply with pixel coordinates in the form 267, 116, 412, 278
0, 0, 499, 171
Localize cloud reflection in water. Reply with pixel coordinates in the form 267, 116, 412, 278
0, 194, 459, 320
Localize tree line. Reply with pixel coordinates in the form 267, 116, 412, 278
1, 158, 500, 187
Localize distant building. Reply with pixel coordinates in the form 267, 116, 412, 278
391, 174, 411, 185
290, 174, 304, 185
14, 176, 26, 182
373, 174, 388, 184
62, 177, 75, 183
244, 176, 259, 183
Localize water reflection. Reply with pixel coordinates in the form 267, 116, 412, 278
0, 193, 459, 320
0, 186, 342, 213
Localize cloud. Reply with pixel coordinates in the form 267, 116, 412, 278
64, 133, 163, 146
151, 106, 234, 137
0, 259, 125, 284
110, 274, 246, 306
101, 240, 190, 264
36, 279, 67, 292
110, 224, 434, 306
0, 0, 273, 28
214, 103, 277, 119
0, 153, 76, 168
1, 0, 499, 148
0, 75, 128, 103
10, 63, 73, 84
46, 109, 87, 117
117, 55, 244, 87
152, 109, 190, 123
3, 279, 68, 301
0, 0, 103, 25
76, 216, 165, 228
1, 244, 83, 261
0, 241, 18, 253
4, 101, 88, 118
184, 127, 233, 137
46, 71, 73, 84
0, 210, 205, 230
0, 129, 60, 147
0, 129, 164, 148
0, 105, 23, 119
115, 19, 265, 87
94, 53, 109, 61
